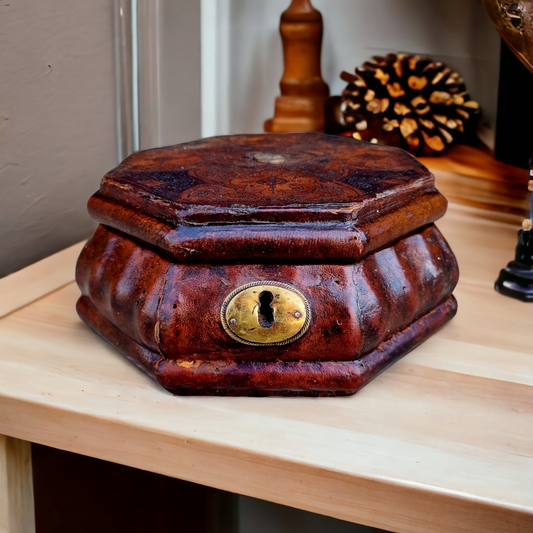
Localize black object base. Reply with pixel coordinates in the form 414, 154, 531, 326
495, 229, 533, 302
495, 261, 533, 302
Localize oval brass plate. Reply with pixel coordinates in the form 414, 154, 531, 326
220, 281, 311, 346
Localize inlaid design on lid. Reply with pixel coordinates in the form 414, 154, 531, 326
102, 133, 431, 209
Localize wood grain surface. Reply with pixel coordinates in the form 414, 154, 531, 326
419, 144, 531, 219
0, 203, 531, 533
0, 436, 35, 533
0, 242, 86, 319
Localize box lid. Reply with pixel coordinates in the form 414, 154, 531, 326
88, 133, 447, 263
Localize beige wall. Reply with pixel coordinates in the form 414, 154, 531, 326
0, 1, 118, 277
0, 0, 202, 277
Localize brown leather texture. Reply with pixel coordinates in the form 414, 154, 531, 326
77, 292, 457, 396
76, 223, 458, 362
76, 133, 459, 396
88, 133, 447, 263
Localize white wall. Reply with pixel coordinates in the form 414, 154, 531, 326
222, 0, 500, 135
0, 1, 118, 277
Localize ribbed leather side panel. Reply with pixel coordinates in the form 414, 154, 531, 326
76, 225, 169, 355
76, 223, 458, 363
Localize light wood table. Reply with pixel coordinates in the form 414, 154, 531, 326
0, 203, 532, 533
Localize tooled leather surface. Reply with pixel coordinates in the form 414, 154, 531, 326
87, 134, 447, 264
76, 223, 458, 364
156, 296, 458, 395
75, 134, 459, 395
87, 190, 446, 264
76, 293, 457, 395
99, 133, 431, 210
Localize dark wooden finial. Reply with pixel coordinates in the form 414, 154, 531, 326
264, 0, 329, 133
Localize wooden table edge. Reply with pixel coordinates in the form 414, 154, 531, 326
0, 395, 531, 533
0, 241, 86, 319
0, 206, 530, 533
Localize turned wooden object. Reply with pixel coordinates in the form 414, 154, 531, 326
264, 0, 329, 133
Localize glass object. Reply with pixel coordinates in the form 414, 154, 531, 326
483, 0, 533, 73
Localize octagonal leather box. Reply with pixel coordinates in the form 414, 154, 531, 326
76, 133, 459, 396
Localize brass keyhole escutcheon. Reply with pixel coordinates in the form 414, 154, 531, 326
221, 281, 311, 346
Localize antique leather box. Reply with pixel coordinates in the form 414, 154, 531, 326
76, 133, 459, 396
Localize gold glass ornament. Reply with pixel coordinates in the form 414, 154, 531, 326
483, 0, 533, 73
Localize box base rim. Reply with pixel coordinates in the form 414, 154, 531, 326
76, 295, 457, 397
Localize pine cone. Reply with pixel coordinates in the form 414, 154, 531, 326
338, 53, 481, 155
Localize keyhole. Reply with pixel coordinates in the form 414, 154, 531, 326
257, 291, 274, 328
